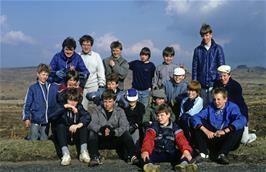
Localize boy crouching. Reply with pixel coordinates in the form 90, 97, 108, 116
141, 104, 197, 172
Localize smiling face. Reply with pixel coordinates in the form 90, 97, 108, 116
112, 48, 122, 58
187, 89, 198, 100
81, 41, 92, 54
173, 75, 185, 84
37, 71, 49, 84
163, 55, 173, 64
202, 32, 212, 45
219, 72, 231, 85
64, 47, 75, 58
213, 92, 227, 109
67, 77, 78, 88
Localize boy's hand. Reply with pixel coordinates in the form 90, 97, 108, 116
109, 59, 115, 67
182, 150, 192, 161
141, 151, 149, 161
64, 104, 78, 113
200, 126, 215, 139
214, 130, 226, 138
69, 124, 79, 133
24, 120, 31, 128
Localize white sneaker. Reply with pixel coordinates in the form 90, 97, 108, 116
61, 154, 71, 166
79, 151, 91, 163
247, 133, 257, 144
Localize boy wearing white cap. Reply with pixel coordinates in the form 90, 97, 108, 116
164, 67, 188, 115
214, 65, 256, 144
124, 88, 145, 146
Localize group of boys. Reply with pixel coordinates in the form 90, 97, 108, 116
22, 23, 256, 172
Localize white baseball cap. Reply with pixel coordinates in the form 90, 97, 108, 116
174, 67, 186, 76
218, 65, 231, 73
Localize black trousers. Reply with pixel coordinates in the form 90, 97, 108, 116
88, 130, 135, 159
55, 123, 88, 148
194, 123, 243, 156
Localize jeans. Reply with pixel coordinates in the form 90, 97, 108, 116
201, 87, 213, 108
82, 85, 99, 111
29, 123, 48, 141
137, 89, 150, 108
88, 130, 135, 159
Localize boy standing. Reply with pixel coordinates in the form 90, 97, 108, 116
103, 41, 129, 90
22, 64, 58, 140
153, 47, 178, 89
129, 47, 156, 107
49, 88, 91, 166
141, 104, 197, 172
192, 23, 225, 108
79, 35, 106, 110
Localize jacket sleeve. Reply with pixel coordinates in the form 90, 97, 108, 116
48, 104, 66, 121
192, 48, 198, 80
96, 54, 106, 87
175, 130, 192, 154
78, 104, 91, 126
22, 88, 33, 121
48, 54, 58, 83
112, 59, 129, 80
114, 109, 129, 137
230, 104, 247, 130
141, 128, 156, 155
191, 108, 209, 128
217, 45, 225, 67
152, 68, 159, 89
186, 97, 203, 116
77, 55, 90, 77
88, 109, 102, 133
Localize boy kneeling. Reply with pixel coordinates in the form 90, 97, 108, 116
141, 104, 197, 172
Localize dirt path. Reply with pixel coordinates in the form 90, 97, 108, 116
1, 160, 266, 172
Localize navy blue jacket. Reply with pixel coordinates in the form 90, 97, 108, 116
49, 103, 91, 127
213, 78, 249, 121
22, 81, 58, 124
191, 101, 246, 131
49, 50, 89, 84
192, 39, 225, 88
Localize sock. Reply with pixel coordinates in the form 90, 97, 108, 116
80, 143, 87, 153
61, 146, 70, 155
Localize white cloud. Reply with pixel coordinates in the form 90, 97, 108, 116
165, 0, 190, 15
216, 37, 231, 46
1, 30, 34, 45
0, 15, 35, 45
165, 0, 226, 15
125, 39, 161, 57
95, 33, 119, 52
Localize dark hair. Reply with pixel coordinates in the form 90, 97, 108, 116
37, 63, 50, 74
106, 73, 119, 84
187, 80, 201, 95
156, 104, 172, 116
110, 41, 123, 50
66, 70, 79, 82
200, 23, 212, 36
140, 47, 151, 58
62, 37, 76, 50
212, 87, 228, 99
65, 88, 81, 102
163, 47, 175, 57
102, 89, 116, 100
79, 35, 94, 46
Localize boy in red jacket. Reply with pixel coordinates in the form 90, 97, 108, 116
141, 104, 197, 172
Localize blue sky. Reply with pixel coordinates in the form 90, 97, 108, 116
1, 0, 265, 69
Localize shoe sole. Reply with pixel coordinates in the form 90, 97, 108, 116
143, 164, 160, 172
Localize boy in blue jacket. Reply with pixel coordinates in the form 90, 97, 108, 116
22, 64, 58, 141
191, 87, 246, 164
50, 88, 91, 166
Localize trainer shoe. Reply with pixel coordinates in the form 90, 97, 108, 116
61, 153, 71, 166
175, 161, 198, 172
79, 150, 91, 163
127, 155, 139, 165
192, 153, 209, 163
217, 154, 229, 165
143, 163, 160, 172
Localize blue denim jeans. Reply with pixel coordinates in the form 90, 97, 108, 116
137, 89, 151, 108
29, 123, 48, 141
